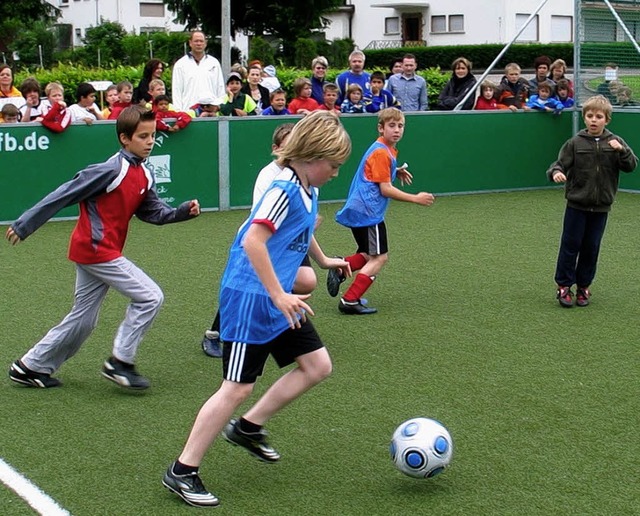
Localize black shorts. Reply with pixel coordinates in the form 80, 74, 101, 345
301, 254, 311, 267
351, 222, 388, 255
222, 318, 324, 384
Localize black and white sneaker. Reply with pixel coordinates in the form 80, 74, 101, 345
223, 419, 280, 463
101, 357, 150, 390
326, 259, 346, 297
9, 360, 62, 388
162, 463, 219, 508
202, 330, 223, 358
338, 298, 378, 315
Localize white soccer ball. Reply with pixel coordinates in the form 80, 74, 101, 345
390, 417, 453, 478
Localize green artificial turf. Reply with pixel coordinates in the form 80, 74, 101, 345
1, 190, 639, 515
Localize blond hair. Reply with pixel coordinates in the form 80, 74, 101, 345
44, 81, 64, 96
582, 95, 613, 122
148, 79, 165, 90
377, 107, 405, 127
276, 111, 351, 167
505, 63, 521, 74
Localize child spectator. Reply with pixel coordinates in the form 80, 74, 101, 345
19, 78, 45, 122
261, 89, 290, 115
41, 82, 71, 133
287, 77, 319, 115
616, 86, 639, 107
555, 79, 575, 109
549, 59, 573, 97
261, 64, 281, 93
317, 82, 341, 112
330, 108, 435, 314
526, 80, 564, 113
547, 95, 637, 308
101, 84, 119, 118
163, 112, 351, 508
108, 80, 134, 120
67, 82, 105, 124
596, 63, 619, 103
365, 71, 400, 113
147, 79, 166, 101
218, 72, 257, 117
497, 63, 530, 111
529, 55, 554, 96
190, 96, 219, 117
6, 106, 201, 389
340, 83, 366, 114
153, 94, 192, 132
0, 104, 20, 123
474, 80, 499, 110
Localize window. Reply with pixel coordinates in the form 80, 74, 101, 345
140, 2, 165, 17
59, 0, 69, 6
449, 15, 464, 32
385, 17, 400, 35
515, 14, 539, 42
551, 15, 572, 42
431, 15, 464, 34
431, 15, 446, 33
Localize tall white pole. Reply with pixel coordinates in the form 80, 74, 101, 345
221, 0, 231, 76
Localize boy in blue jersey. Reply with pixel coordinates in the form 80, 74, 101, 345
163, 111, 352, 508
328, 108, 435, 314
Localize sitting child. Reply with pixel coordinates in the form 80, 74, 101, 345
67, 82, 105, 124
364, 71, 400, 113
474, 80, 499, 110
317, 83, 340, 112
108, 80, 134, 120
0, 104, 20, 123
526, 80, 564, 113
287, 77, 319, 115
218, 72, 257, 116
190, 96, 219, 117
555, 79, 575, 109
616, 86, 639, 107
497, 63, 530, 111
19, 77, 45, 122
41, 81, 71, 133
101, 84, 118, 118
153, 94, 192, 132
261, 89, 290, 115
340, 83, 366, 114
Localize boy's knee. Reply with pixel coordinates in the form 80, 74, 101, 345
293, 267, 317, 295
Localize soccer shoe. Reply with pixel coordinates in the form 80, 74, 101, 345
201, 330, 223, 358
556, 286, 574, 308
576, 287, 591, 307
338, 298, 378, 315
326, 259, 346, 297
101, 357, 150, 390
9, 360, 62, 388
162, 463, 220, 508
223, 419, 281, 463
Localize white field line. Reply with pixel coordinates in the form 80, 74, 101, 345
0, 458, 71, 516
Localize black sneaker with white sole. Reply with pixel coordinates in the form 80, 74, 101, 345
9, 360, 62, 388
101, 357, 150, 390
326, 259, 346, 297
338, 298, 378, 315
223, 419, 280, 463
162, 463, 219, 508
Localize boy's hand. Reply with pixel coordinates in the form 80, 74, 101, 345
415, 192, 435, 206
234, 108, 247, 116
273, 292, 314, 329
552, 171, 567, 183
609, 139, 624, 151
5, 227, 21, 245
397, 164, 413, 186
188, 200, 201, 216
321, 258, 352, 280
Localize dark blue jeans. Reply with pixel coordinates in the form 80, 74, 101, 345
554, 206, 608, 288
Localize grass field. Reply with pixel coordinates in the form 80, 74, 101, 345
2, 190, 640, 515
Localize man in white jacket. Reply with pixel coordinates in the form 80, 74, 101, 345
172, 31, 225, 111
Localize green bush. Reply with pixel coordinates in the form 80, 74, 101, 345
294, 38, 318, 69
249, 36, 275, 66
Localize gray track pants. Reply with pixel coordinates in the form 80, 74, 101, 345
22, 256, 164, 375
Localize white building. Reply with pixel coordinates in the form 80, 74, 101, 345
47, 0, 187, 47
324, 0, 574, 50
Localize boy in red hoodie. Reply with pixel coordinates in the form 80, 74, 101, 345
108, 80, 134, 120
153, 94, 192, 132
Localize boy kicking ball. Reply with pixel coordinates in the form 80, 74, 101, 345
163, 111, 351, 508
328, 107, 434, 314
548, 94, 637, 307
6, 106, 200, 389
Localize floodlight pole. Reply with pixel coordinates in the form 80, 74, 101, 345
603, 0, 640, 55
221, 0, 231, 76
454, 0, 550, 111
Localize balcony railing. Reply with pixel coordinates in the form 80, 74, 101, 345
364, 40, 427, 50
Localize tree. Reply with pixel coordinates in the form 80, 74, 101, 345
163, 0, 343, 61
0, 0, 59, 60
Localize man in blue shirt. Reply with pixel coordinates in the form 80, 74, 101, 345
387, 53, 428, 112
336, 50, 371, 105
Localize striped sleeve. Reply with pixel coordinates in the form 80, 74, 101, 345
252, 186, 290, 233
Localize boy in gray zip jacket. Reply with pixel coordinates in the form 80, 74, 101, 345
547, 94, 637, 307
